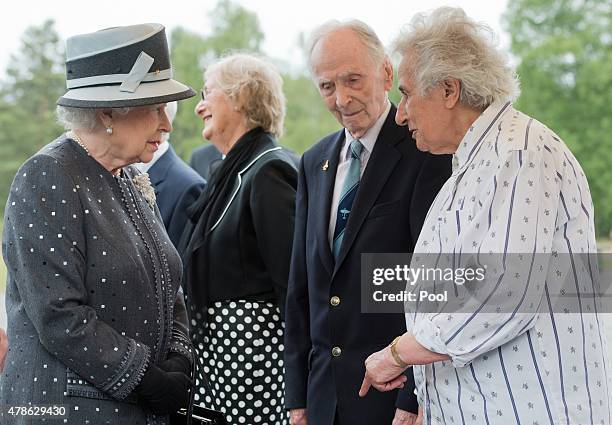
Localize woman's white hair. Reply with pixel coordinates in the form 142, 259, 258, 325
392, 7, 520, 109
56, 106, 132, 131
306, 19, 388, 73
205, 53, 285, 138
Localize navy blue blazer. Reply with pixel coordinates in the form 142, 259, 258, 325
284, 106, 451, 424
148, 145, 206, 247
189, 144, 223, 181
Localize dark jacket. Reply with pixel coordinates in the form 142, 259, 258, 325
148, 145, 205, 247
182, 132, 298, 319
190, 142, 300, 181
189, 144, 222, 181
284, 106, 451, 424
1, 136, 193, 425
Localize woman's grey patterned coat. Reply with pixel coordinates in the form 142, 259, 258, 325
0, 136, 193, 424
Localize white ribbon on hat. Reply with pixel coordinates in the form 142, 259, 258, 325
65, 68, 172, 89
119, 51, 156, 93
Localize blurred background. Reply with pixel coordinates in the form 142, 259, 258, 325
0, 0, 610, 335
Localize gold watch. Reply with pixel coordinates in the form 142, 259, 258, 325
390, 336, 409, 368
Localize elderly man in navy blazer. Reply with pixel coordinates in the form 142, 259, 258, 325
283, 20, 451, 425
136, 101, 205, 247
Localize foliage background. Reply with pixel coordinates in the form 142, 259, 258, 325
502, 0, 612, 238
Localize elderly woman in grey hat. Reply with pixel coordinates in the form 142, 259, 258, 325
1, 23, 197, 424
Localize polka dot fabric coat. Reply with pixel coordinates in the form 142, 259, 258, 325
0, 136, 193, 424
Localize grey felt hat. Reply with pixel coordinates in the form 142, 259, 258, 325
57, 23, 195, 108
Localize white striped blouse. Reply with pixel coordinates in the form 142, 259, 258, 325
407, 102, 612, 425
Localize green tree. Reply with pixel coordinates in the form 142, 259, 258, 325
503, 0, 612, 236
169, 27, 211, 159
206, 0, 264, 55
0, 20, 65, 214
282, 73, 339, 153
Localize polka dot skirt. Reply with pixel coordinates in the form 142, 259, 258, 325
192, 300, 289, 425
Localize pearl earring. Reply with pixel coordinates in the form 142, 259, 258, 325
106, 126, 113, 135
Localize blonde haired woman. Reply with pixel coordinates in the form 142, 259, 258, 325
181, 53, 296, 425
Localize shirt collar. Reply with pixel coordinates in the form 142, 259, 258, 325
452, 101, 512, 173
343, 99, 391, 159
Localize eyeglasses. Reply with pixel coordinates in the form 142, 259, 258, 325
200, 87, 215, 101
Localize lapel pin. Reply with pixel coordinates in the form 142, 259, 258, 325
322, 160, 329, 171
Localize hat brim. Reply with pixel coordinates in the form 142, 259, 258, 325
57, 78, 196, 108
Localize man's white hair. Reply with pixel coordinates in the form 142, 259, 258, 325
305, 19, 389, 75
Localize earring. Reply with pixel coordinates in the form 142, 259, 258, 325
106, 126, 113, 135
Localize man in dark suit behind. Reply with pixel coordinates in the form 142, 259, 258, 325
283, 21, 451, 425
189, 143, 223, 181
136, 101, 205, 247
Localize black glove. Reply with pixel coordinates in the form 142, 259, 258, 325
135, 363, 192, 415
159, 353, 191, 375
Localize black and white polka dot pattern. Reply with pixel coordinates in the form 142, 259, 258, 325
192, 300, 289, 425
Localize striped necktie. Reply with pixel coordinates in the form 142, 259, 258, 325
332, 139, 364, 260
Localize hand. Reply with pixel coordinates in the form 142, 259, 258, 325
159, 353, 191, 375
392, 408, 418, 425
0, 328, 7, 372
136, 364, 192, 415
358, 345, 407, 397
289, 408, 308, 425
360, 332, 450, 397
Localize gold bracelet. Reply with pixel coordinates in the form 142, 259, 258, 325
390, 336, 409, 368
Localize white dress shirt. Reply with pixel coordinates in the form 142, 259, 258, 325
328, 100, 391, 247
407, 102, 611, 424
